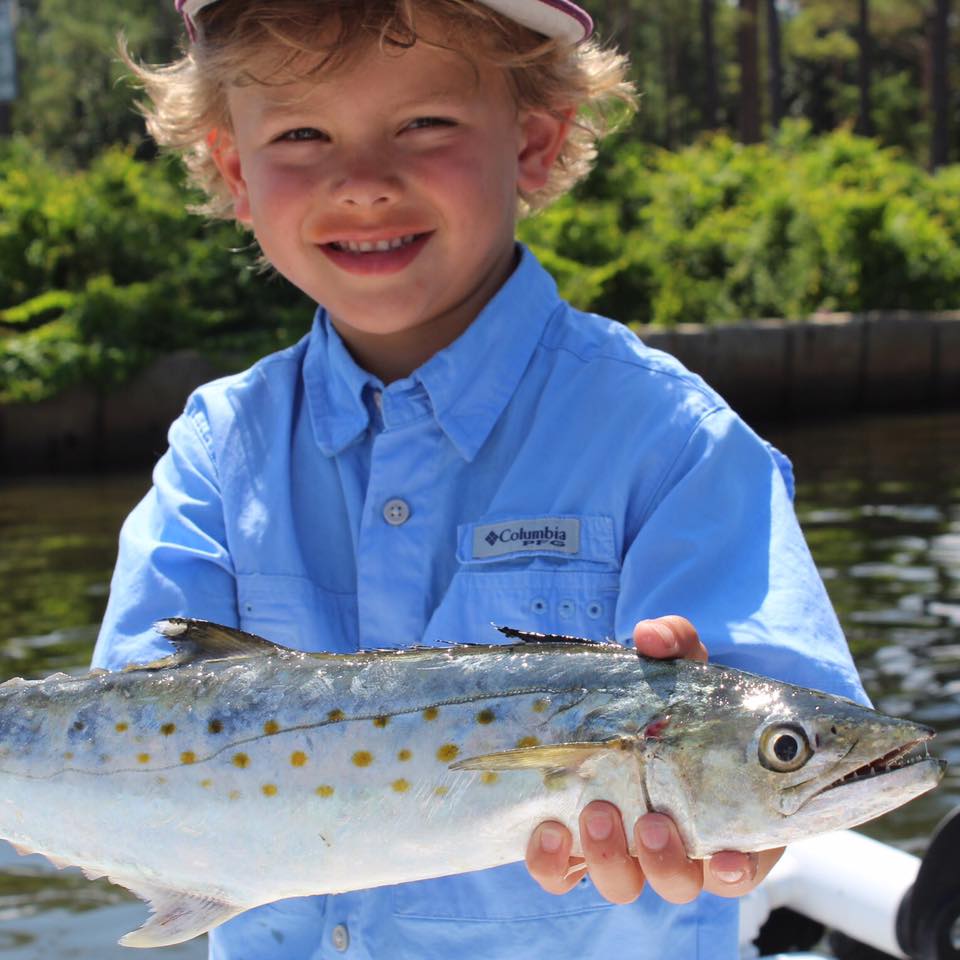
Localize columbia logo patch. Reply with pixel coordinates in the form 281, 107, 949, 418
472, 518, 581, 560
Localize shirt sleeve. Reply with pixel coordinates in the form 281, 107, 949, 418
92, 399, 240, 672
615, 406, 868, 704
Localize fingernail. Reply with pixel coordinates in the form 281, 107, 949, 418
540, 826, 563, 853
638, 818, 669, 851
639, 620, 677, 655
586, 812, 613, 841
714, 868, 745, 885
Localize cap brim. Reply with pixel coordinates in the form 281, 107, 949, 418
477, 0, 592, 43
178, 0, 592, 44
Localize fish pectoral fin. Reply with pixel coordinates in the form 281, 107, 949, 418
451, 738, 634, 774
116, 880, 244, 948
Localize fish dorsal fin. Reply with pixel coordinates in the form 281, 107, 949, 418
132, 619, 289, 670
116, 879, 245, 948
450, 738, 635, 774
494, 625, 613, 646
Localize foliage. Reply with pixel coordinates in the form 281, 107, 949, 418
0, 139, 312, 402
11, 0, 182, 166
577, 0, 957, 163
519, 121, 960, 325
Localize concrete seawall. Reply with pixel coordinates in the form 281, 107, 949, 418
2, 310, 959, 473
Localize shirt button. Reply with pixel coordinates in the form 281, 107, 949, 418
332, 923, 349, 952
383, 498, 411, 526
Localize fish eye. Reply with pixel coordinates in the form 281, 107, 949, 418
759, 723, 813, 773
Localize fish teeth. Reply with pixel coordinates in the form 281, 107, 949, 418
332, 235, 418, 253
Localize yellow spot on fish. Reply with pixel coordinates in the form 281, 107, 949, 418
229, 790, 241, 801
200, 779, 213, 789
63, 752, 74, 761
397, 749, 412, 762
532, 698, 549, 713
476, 709, 495, 725
481, 772, 499, 785
434, 786, 449, 797
181, 751, 196, 765
262, 784, 278, 797
208, 719, 223, 734
263, 720, 279, 736
232, 753, 250, 769
423, 707, 439, 721
352, 751, 373, 767
115, 722, 128, 733
328, 709, 345, 722
436, 744, 459, 763
517, 736, 540, 748
137, 753, 150, 764
373, 716, 389, 728
316, 785, 334, 798
290, 751, 308, 767
392, 778, 410, 793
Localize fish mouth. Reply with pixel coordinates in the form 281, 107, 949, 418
813, 737, 939, 798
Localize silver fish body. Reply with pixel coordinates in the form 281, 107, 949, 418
0, 620, 942, 947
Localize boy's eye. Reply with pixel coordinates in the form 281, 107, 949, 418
276, 127, 326, 143
404, 117, 456, 132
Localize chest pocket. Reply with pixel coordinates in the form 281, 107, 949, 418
236, 573, 358, 652
424, 514, 621, 644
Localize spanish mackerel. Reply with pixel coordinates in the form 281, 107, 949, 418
0, 619, 943, 948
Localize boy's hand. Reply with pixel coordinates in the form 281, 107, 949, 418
525, 616, 784, 904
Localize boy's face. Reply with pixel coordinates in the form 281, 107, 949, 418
212, 22, 568, 381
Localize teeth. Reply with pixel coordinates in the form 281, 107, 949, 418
333, 235, 418, 253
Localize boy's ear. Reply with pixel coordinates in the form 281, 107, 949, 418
208, 129, 253, 224
516, 108, 573, 194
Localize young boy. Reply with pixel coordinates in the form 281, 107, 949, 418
93, 1, 868, 957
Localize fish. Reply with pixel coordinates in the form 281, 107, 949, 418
0, 619, 942, 948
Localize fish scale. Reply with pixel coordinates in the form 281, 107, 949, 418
0, 619, 942, 948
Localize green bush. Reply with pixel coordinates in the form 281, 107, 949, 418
520, 120, 960, 325
0, 139, 313, 402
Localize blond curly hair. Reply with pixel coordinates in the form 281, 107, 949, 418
126, 0, 635, 220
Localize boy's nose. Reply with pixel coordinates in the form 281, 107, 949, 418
331, 162, 400, 208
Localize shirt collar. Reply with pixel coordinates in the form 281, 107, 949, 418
304, 245, 562, 461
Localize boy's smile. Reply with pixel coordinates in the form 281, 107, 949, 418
212, 23, 568, 382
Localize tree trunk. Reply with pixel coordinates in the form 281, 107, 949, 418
617, 0, 635, 60
660, 0, 676, 149
701, 0, 720, 129
738, 0, 762, 142
765, 0, 784, 129
855, 0, 873, 136
930, 0, 950, 168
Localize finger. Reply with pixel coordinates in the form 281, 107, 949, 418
633, 813, 703, 904
633, 616, 708, 662
526, 821, 581, 895
579, 801, 645, 904
704, 846, 784, 898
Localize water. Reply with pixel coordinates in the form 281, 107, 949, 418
0, 410, 957, 954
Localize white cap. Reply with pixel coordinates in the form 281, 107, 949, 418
176, 0, 593, 44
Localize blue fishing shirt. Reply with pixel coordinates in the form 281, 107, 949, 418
93, 246, 867, 960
